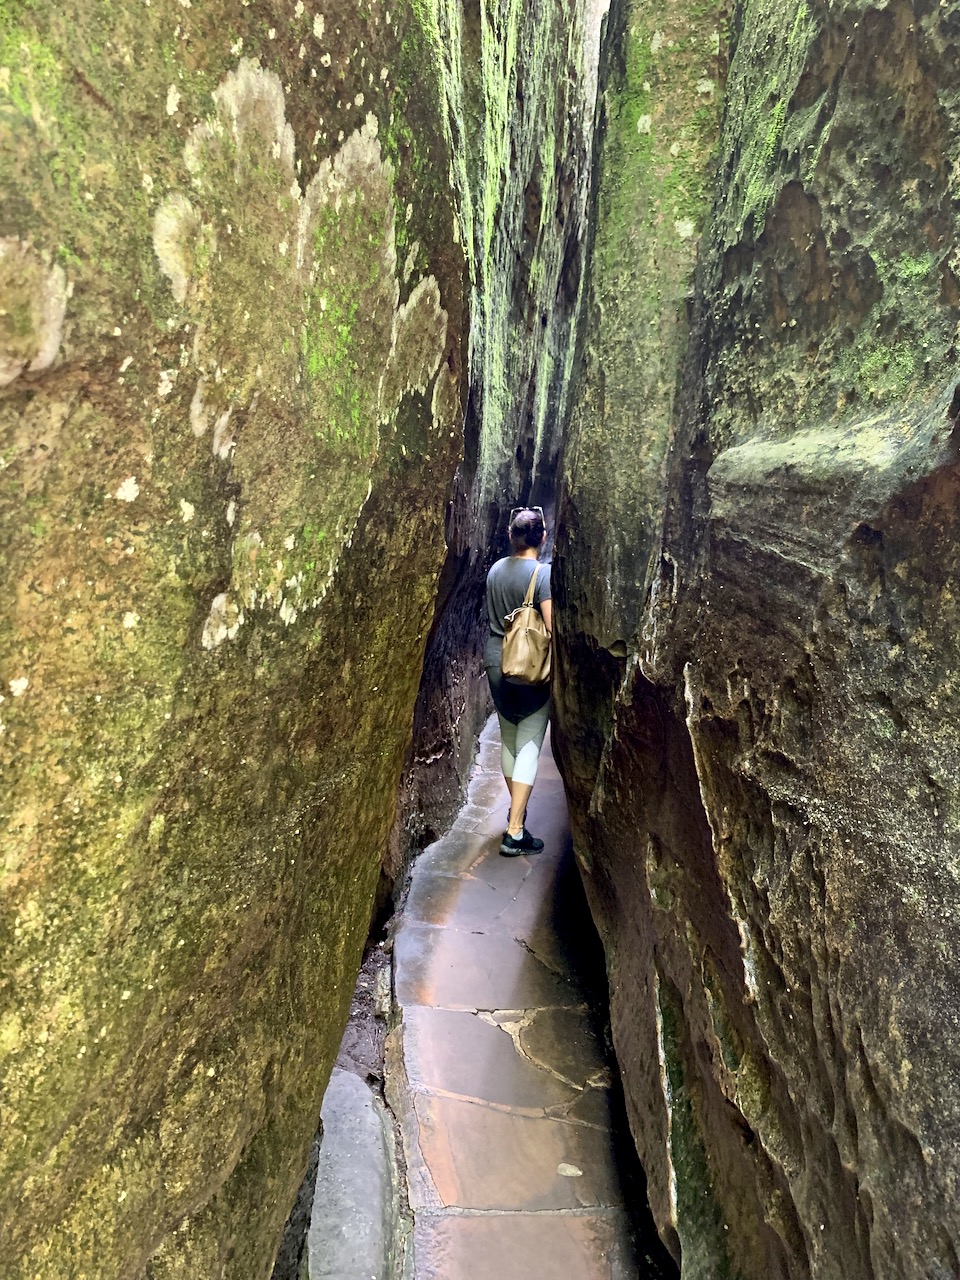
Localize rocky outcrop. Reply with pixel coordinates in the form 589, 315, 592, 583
0, 4, 468, 1276
555, 0, 960, 1276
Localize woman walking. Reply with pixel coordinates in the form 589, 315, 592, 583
484, 506, 553, 856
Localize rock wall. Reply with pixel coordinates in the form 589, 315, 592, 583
0, 4, 468, 1276
555, 0, 960, 1276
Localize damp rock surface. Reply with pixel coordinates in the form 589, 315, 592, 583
554, 0, 960, 1276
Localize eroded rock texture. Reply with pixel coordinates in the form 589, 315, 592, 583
555, 0, 960, 1276
1, 5, 467, 1276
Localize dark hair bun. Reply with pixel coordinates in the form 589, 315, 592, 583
508, 507, 545, 550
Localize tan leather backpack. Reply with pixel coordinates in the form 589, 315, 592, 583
501, 565, 551, 684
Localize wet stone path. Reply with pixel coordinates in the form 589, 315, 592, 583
385, 717, 646, 1280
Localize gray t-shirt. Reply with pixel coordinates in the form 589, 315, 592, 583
484, 557, 553, 722
485, 557, 552, 640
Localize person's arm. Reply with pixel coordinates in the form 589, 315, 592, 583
540, 598, 553, 636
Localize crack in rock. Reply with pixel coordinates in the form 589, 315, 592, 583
514, 933, 575, 982
476, 1008, 588, 1092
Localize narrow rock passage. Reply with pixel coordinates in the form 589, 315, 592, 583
386, 717, 666, 1279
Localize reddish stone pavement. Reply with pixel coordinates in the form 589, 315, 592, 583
385, 717, 652, 1280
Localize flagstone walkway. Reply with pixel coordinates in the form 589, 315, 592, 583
386, 717, 651, 1280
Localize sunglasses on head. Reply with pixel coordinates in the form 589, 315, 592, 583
509, 506, 545, 521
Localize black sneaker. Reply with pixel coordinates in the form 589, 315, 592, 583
499, 827, 545, 857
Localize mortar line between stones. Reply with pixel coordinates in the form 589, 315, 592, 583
405, 1082, 615, 1131
414, 1206, 632, 1220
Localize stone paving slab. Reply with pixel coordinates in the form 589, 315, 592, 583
562, 1082, 617, 1129
519, 1004, 610, 1088
418, 824, 499, 874
402, 868, 512, 932
400, 1005, 578, 1110
410, 1093, 626, 1212
412, 1211, 641, 1280
444, 843, 564, 896
393, 922, 583, 1012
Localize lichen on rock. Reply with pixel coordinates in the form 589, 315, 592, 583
0, 238, 67, 386
152, 58, 451, 646
0, 4, 467, 1276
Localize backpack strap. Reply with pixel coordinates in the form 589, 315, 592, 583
521, 564, 539, 607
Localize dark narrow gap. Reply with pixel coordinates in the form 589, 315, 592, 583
547, 839, 680, 1280
277, 439, 676, 1277
270, 1132, 322, 1280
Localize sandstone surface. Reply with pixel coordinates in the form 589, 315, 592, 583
1, 4, 468, 1275
555, 0, 960, 1276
